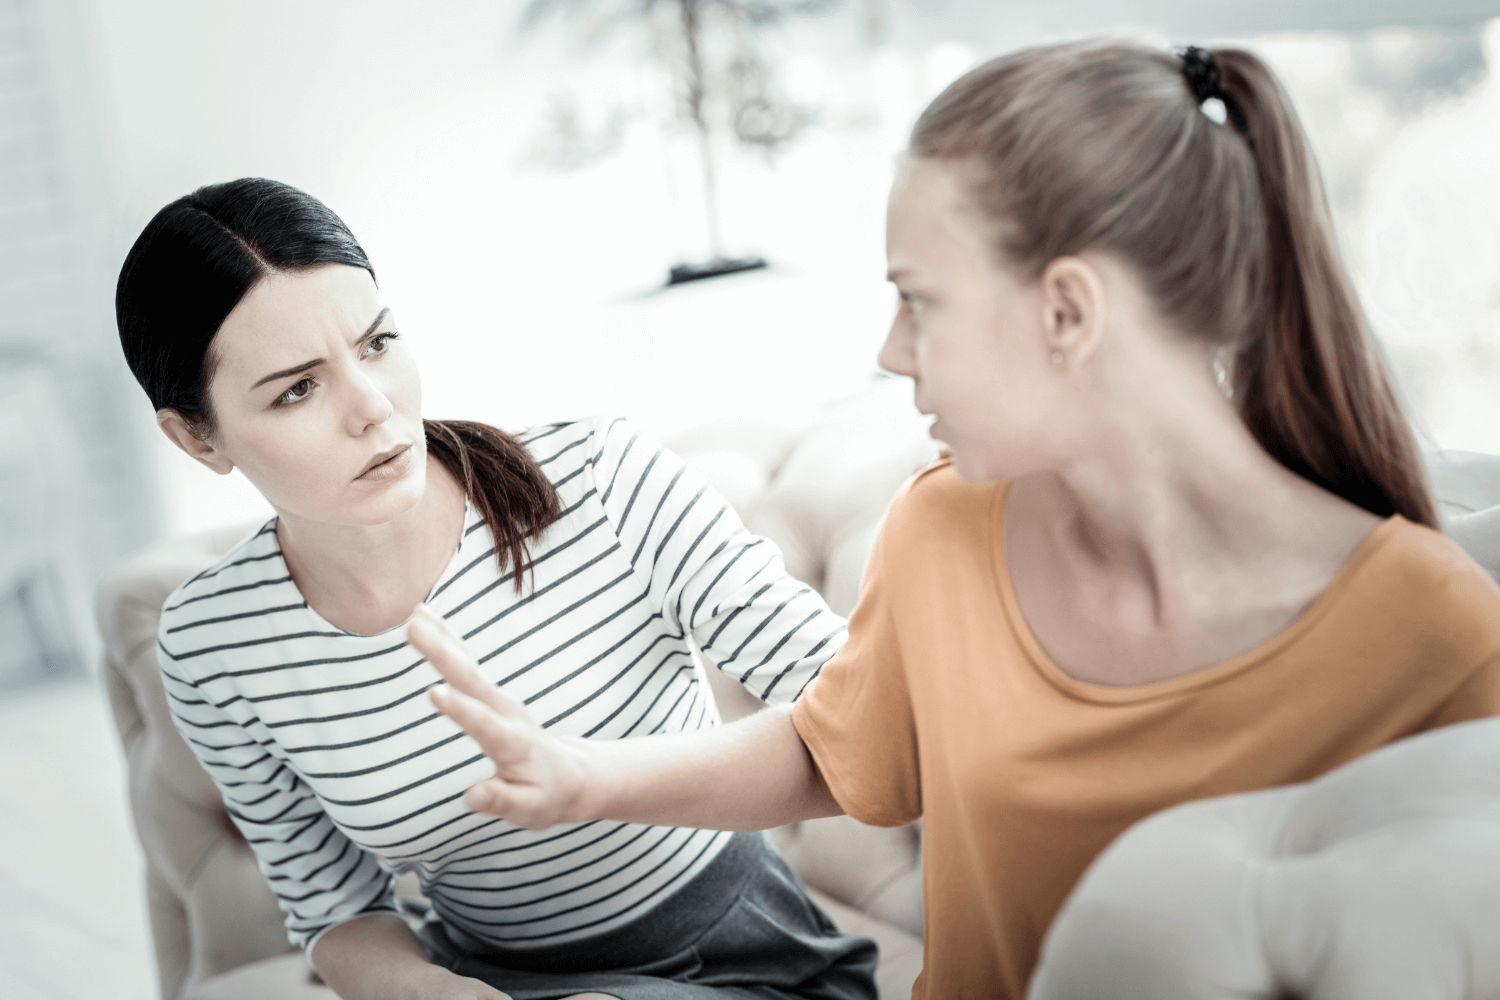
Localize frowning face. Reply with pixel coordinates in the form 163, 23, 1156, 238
183, 263, 428, 528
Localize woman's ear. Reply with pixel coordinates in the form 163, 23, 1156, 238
1039, 256, 1106, 368
157, 409, 234, 475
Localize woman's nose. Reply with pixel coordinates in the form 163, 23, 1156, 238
346, 369, 394, 433
877, 315, 917, 378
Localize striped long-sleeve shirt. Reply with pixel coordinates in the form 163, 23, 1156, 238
158, 415, 846, 955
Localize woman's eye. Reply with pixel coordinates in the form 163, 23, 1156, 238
278, 378, 316, 406
363, 332, 399, 356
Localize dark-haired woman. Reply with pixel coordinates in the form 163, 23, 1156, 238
407, 42, 1500, 999
120, 179, 876, 1000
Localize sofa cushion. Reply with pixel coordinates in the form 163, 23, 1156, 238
746, 379, 938, 616
98, 530, 300, 996
1030, 717, 1500, 1000
186, 954, 328, 1000
774, 818, 922, 939
804, 888, 923, 1000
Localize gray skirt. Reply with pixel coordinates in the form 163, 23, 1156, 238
415, 831, 878, 1000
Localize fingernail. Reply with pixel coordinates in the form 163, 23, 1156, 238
429, 684, 447, 705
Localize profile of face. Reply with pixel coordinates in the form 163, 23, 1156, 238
879, 156, 1100, 486
158, 263, 428, 529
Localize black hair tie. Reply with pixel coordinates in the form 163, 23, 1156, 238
1179, 45, 1249, 134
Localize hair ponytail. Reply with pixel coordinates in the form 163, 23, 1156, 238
912, 42, 1439, 528
424, 419, 560, 593
1212, 50, 1437, 528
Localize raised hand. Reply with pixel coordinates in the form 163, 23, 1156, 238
407, 605, 594, 829
410, 605, 840, 836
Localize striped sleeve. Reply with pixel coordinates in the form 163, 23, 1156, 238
590, 416, 845, 704
157, 648, 399, 954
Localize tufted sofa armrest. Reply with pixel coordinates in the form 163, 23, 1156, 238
1428, 450, 1500, 582
1030, 717, 1500, 1000
98, 526, 304, 1000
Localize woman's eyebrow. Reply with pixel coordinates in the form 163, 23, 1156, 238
251, 358, 322, 391
354, 307, 392, 345
249, 308, 392, 391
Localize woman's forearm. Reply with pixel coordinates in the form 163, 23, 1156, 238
572, 704, 843, 830
311, 914, 448, 1000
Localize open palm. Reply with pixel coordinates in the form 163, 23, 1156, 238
408, 606, 592, 829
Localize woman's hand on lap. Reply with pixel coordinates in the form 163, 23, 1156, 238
409, 605, 594, 828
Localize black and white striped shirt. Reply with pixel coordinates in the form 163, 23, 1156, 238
158, 415, 845, 955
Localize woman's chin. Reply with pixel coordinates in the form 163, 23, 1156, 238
356, 474, 429, 525
326, 467, 429, 528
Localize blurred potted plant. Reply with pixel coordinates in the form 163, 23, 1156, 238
522, 0, 838, 285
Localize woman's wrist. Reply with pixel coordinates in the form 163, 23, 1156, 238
562, 734, 615, 823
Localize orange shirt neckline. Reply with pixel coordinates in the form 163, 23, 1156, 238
985, 477, 1407, 706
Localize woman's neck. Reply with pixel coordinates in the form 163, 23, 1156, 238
276, 454, 469, 636
1005, 356, 1382, 685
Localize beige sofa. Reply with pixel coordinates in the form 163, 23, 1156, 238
98, 378, 1500, 1000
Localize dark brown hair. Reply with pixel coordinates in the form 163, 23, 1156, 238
911, 41, 1438, 528
423, 420, 560, 592
117, 178, 561, 588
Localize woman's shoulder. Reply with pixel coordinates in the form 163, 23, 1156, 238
854, 458, 1009, 578
884, 458, 1003, 531
518, 414, 688, 510
156, 519, 296, 666
161, 519, 285, 615
1359, 515, 1500, 649
515, 415, 634, 477
1376, 516, 1499, 593
515, 414, 612, 461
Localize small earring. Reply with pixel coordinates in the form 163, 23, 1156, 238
1050, 351, 1064, 366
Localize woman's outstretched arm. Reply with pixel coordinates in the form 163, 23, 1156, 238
408, 606, 843, 831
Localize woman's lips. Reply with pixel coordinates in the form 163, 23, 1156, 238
356, 444, 415, 482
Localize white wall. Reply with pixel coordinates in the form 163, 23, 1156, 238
56, 1, 1500, 535
78, 0, 937, 535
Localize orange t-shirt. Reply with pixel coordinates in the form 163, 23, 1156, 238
791, 462, 1500, 1000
